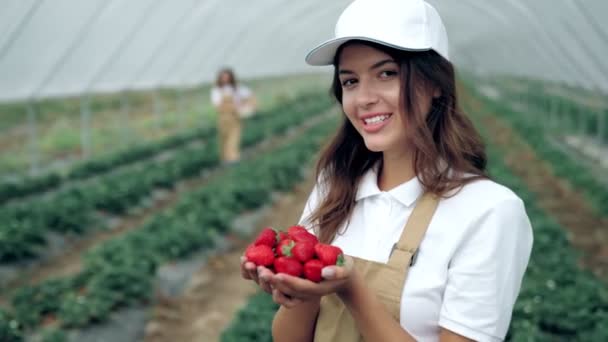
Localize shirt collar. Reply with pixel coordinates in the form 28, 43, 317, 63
355, 163, 424, 208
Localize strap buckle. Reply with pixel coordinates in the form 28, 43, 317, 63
409, 248, 419, 267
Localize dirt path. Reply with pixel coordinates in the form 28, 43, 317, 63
0, 111, 333, 306
143, 170, 317, 342
464, 92, 608, 280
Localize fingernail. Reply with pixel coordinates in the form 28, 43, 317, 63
275, 275, 284, 282
322, 267, 336, 279
240, 256, 246, 263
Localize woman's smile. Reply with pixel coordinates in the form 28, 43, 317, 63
360, 112, 393, 133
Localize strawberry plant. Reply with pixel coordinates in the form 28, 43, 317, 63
0, 309, 23, 342
0, 92, 334, 263
5, 113, 338, 336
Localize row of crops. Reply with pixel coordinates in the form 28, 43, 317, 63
219, 81, 608, 342
480, 77, 608, 144
0, 92, 333, 263
0, 94, 339, 341
468, 83, 608, 218
0, 92, 329, 205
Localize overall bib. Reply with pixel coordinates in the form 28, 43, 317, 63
314, 192, 439, 342
217, 96, 242, 162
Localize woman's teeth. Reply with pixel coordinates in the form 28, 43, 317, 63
364, 115, 390, 125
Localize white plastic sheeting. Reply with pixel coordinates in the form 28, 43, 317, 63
0, 0, 606, 102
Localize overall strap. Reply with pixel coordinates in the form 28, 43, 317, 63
388, 192, 439, 267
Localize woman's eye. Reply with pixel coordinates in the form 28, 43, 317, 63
341, 78, 357, 87
379, 70, 398, 78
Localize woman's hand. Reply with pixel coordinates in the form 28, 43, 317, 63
266, 256, 355, 308
240, 256, 274, 294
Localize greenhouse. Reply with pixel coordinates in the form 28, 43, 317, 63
0, 0, 606, 341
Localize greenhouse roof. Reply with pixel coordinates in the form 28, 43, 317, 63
1, 0, 606, 102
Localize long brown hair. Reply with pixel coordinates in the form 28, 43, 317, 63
309, 40, 488, 244
215, 67, 237, 88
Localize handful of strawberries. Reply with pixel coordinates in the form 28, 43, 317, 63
244, 225, 344, 282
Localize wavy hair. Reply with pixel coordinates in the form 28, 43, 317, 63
309, 41, 488, 244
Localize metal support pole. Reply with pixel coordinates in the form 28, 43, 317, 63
177, 88, 185, 127
153, 89, 164, 131
80, 95, 91, 158
120, 92, 131, 145
26, 101, 39, 175
598, 109, 606, 146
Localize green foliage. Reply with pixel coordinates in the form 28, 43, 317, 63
40, 327, 67, 342
5, 109, 338, 334
470, 85, 608, 218
221, 292, 278, 342
0, 92, 334, 262
0, 309, 23, 342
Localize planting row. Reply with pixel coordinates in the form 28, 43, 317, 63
0, 91, 327, 204
481, 78, 607, 143
220, 93, 608, 341
0, 113, 338, 341
468, 84, 608, 218
0, 94, 334, 262
220, 141, 608, 341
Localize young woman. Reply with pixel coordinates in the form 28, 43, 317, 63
211, 68, 256, 163
241, 0, 533, 341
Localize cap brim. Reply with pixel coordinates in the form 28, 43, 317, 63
305, 36, 431, 66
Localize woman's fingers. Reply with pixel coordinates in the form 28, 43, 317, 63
322, 255, 354, 280
258, 267, 274, 294
270, 274, 327, 298
244, 261, 260, 283
240, 256, 252, 280
271, 272, 350, 298
272, 289, 302, 308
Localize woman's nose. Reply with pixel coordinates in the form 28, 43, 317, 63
355, 81, 379, 108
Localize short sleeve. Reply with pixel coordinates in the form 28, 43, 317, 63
439, 198, 533, 342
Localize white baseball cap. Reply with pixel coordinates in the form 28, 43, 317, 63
305, 0, 449, 66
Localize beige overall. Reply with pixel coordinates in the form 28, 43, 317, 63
217, 96, 242, 162
314, 193, 439, 342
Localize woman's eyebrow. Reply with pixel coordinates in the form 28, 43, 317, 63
339, 59, 397, 75
369, 59, 397, 70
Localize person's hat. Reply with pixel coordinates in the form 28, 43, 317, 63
305, 0, 449, 66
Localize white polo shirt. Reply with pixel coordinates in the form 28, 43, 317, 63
299, 166, 533, 342
211, 85, 253, 107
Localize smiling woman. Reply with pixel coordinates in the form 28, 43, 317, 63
240, 0, 533, 341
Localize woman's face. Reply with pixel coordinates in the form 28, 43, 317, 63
219, 72, 233, 86
338, 43, 432, 155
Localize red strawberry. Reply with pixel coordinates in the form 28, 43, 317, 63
245, 243, 256, 255
290, 241, 315, 262
276, 239, 295, 257
303, 259, 324, 282
287, 225, 308, 236
245, 245, 275, 267
315, 243, 344, 266
290, 231, 318, 245
254, 227, 277, 247
286, 225, 318, 244
277, 231, 289, 242
274, 256, 303, 277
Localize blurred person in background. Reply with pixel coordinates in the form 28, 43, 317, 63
211, 67, 256, 164
241, 0, 533, 341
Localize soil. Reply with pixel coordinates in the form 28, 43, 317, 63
0, 110, 333, 307
464, 91, 608, 280
142, 170, 316, 342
